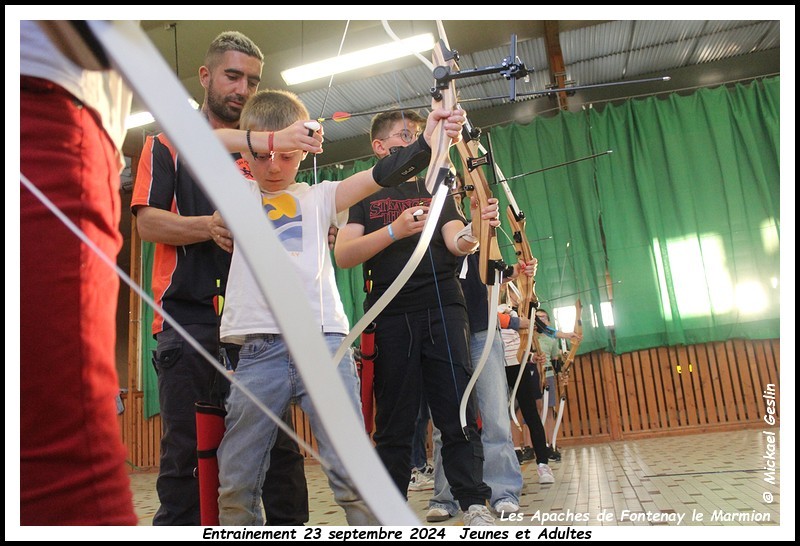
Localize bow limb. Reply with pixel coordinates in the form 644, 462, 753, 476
561, 297, 584, 376
445, 44, 516, 432
89, 21, 417, 525
458, 275, 501, 432
332, 24, 459, 365
453, 122, 507, 432
551, 394, 567, 452
507, 301, 541, 429
492, 144, 542, 427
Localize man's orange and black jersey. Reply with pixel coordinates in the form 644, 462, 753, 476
132, 133, 249, 335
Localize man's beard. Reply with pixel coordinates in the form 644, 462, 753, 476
207, 81, 244, 124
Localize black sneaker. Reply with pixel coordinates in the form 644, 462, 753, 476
521, 446, 535, 462
515, 449, 525, 465
548, 447, 561, 462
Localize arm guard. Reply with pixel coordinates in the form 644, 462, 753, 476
372, 137, 432, 188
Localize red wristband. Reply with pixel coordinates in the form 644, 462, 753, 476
268, 131, 274, 155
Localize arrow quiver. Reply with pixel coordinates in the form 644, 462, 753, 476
359, 323, 378, 434
195, 402, 227, 526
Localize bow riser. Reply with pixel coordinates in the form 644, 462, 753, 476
456, 137, 503, 285
505, 208, 541, 363
424, 39, 458, 194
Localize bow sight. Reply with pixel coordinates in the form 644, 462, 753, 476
430, 34, 531, 102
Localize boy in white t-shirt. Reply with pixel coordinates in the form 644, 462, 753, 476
214, 89, 465, 525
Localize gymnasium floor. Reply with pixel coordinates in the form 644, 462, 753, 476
130, 428, 782, 533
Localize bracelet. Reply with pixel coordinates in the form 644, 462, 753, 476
268, 131, 274, 155
246, 129, 257, 157
387, 224, 397, 241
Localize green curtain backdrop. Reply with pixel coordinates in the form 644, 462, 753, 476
591, 77, 780, 352
140, 241, 160, 419
140, 76, 780, 414
486, 112, 611, 354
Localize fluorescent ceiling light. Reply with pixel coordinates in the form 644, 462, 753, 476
281, 33, 434, 86
125, 111, 155, 130
126, 98, 200, 130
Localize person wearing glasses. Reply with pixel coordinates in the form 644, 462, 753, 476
335, 110, 502, 527
211, 91, 466, 525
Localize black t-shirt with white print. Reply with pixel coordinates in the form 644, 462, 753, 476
347, 180, 466, 316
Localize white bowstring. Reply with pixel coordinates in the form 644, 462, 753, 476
314, 21, 350, 334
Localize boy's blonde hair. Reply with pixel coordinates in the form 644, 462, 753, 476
240, 89, 309, 132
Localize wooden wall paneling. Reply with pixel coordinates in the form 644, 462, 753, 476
650, 348, 670, 429
689, 344, 706, 425
692, 345, 719, 425
630, 351, 645, 432
144, 398, 154, 467
756, 339, 780, 401
563, 367, 576, 438
601, 352, 622, 440
656, 347, 680, 428
579, 358, 594, 438
750, 340, 770, 404
120, 340, 780, 466
724, 341, 749, 421
675, 345, 699, 427
134, 395, 142, 467
706, 343, 732, 423
733, 339, 759, 421
770, 339, 780, 423
638, 347, 659, 430
712, 341, 738, 422
667, 346, 686, 427
688, 345, 716, 425
631, 349, 651, 431
124, 213, 141, 468
565, 366, 580, 439
570, 359, 587, 437
760, 339, 780, 420
582, 353, 601, 436
291, 404, 314, 458
614, 353, 631, 434
143, 398, 153, 467
769, 340, 780, 424
769, 339, 780, 379
133, 394, 142, 466
590, 353, 609, 436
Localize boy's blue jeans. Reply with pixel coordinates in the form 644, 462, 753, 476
217, 333, 377, 526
